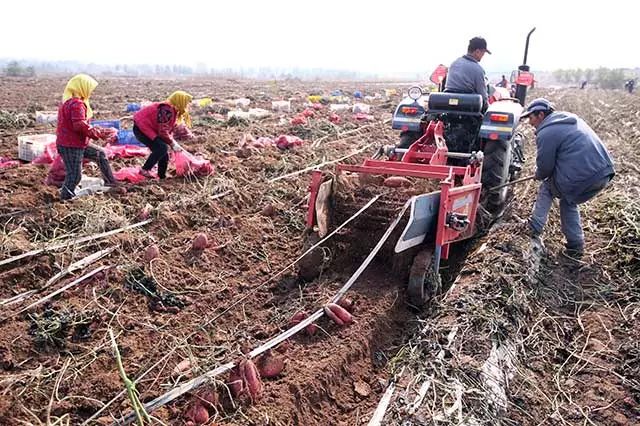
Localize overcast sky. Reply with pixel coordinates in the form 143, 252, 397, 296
1, 0, 637, 74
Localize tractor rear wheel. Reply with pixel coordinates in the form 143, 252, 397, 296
481, 138, 512, 215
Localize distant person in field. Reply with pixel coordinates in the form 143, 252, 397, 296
625, 79, 635, 93
133, 91, 192, 179
521, 98, 615, 259
580, 80, 588, 89
498, 75, 509, 88
445, 36, 491, 109
55, 74, 117, 200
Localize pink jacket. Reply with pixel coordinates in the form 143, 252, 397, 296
133, 102, 177, 145
56, 98, 101, 148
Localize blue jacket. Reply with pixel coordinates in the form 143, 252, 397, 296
444, 55, 488, 105
535, 112, 615, 204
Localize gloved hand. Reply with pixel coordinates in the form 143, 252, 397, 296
171, 141, 183, 152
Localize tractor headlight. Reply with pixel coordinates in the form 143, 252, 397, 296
408, 86, 423, 100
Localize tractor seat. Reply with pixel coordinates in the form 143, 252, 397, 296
427, 92, 483, 117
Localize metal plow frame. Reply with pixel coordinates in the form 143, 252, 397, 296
305, 121, 483, 305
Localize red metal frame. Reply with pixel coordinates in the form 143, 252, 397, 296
401, 121, 448, 165
306, 119, 483, 262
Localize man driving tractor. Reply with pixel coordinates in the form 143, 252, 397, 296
445, 37, 491, 110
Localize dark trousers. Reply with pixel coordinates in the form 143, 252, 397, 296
133, 125, 169, 179
57, 144, 115, 200
530, 175, 613, 250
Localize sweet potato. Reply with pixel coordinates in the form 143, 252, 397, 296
289, 311, 308, 326
137, 203, 153, 220
256, 351, 284, 378
305, 323, 318, 336
242, 359, 263, 400
289, 311, 316, 335
192, 233, 209, 250
197, 387, 219, 409
172, 358, 191, 376
144, 244, 159, 262
336, 297, 354, 312
260, 203, 275, 217
326, 303, 353, 325
383, 176, 412, 188
324, 304, 344, 326
227, 367, 244, 397
184, 403, 209, 425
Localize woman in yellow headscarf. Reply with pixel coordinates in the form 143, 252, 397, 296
56, 74, 117, 200
132, 90, 193, 179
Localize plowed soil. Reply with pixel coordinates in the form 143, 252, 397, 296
1, 77, 638, 426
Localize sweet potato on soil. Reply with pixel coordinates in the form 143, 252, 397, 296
137, 203, 153, 221
336, 297, 354, 312
192, 233, 209, 250
144, 244, 159, 262
227, 367, 244, 397
260, 203, 275, 217
256, 351, 285, 378
172, 358, 191, 376
324, 304, 344, 326
242, 359, 263, 400
289, 311, 308, 326
289, 311, 317, 336
197, 387, 219, 409
325, 303, 353, 326
305, 323, 318, 335
184, 403, 209, 425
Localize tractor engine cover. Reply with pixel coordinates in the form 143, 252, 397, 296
428, 93, 483, 114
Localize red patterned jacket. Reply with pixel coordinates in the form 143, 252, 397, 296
133, 102, 177, 145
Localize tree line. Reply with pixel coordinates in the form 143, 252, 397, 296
552, 67, 636, 89
1, 59, 418, 81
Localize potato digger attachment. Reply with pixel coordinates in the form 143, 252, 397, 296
299, 120, 485, 306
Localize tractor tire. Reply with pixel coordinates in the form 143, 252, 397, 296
407, 247, 441, 307
397, 131, 421, 148
481, 137, 513, 215
297, 231, 327, 282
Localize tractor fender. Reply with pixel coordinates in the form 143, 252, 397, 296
392, 96, 427, 132
479, 100, 524, 141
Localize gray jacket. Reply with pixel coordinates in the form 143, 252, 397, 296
535, 112, 615, 204
444, 54, 488, 105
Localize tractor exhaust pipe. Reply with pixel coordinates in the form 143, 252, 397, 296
515, 27, 536, 106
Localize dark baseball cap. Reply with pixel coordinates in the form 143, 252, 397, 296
469, 37, 491, 54
521, 98, 556, 119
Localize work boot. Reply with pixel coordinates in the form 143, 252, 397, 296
60, 185, 76, 201
562, 245, 584, 261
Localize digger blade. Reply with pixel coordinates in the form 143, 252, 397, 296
395, 191, 440, 253
315, 180, 332, 238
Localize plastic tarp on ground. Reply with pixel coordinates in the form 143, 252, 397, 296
44, 156, 67, 187
103, 144, 150, 159
173, 151, 214, 177
31, 142, 58, 164
0, 157, 20, 168
113, 167, 152, 183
